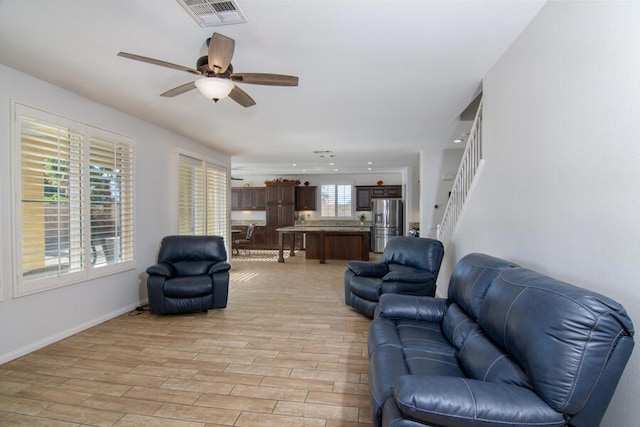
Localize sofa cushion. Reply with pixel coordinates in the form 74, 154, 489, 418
347, 260, 388, 277
172, 260, 215, 276
158, 235, 227, 264
404, 347, 463, 377
380, 237, 444, 274
164, 275, 212, 298
349, 276, 382, 300
383, 265, 435, 283
458, 329, 531, 389
447, 253, 519, 321
392, 376, 566, 427
396, 320, 454, 355
441, 303, 477, 349
479, 267, 635, 414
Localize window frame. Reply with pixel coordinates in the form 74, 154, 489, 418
320, 183, 353, 218
11, 103, 136, 297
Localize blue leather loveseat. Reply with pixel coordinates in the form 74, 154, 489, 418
367, 253, 634, 427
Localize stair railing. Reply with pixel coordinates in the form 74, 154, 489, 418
437, 98, 484, 248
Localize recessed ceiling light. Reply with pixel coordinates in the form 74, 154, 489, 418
329, 162, 335, 166
292, 163, 297, 166
334, 168, 339, 171
367, 161, 373, 165
453, 139, 464, 144
367, 167, 372, 171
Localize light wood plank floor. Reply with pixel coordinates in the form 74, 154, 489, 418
0, 251, 376, 426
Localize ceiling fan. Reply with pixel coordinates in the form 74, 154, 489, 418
117, 32, 298, 107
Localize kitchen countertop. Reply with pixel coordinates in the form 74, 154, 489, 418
277, 226, 371, 232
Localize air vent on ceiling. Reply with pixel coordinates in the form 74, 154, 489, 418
177, 0, 247, 27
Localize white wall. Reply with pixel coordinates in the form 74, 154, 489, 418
0, 64, 230, 363
438, 2, 640, 425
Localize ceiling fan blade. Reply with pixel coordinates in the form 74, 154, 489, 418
118, 52, 201, 75
160, 81, 197, 97
230, 73, 299, 86
228, 86, 256, 108
208, 33, 235, 73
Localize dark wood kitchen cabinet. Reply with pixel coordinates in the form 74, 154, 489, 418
231, 187, 266, 211
295, 186, 317, 211
355, 185, 402, 211
264, 182, 297, 248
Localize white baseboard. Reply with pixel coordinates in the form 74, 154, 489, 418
0, 302, 145, 365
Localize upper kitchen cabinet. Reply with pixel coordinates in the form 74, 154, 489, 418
231, 187, 266, 211
295, 186, 317, 211
355, 185, 402, 211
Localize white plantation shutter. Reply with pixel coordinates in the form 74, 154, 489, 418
336, 184, 352, 216
321, 184, 335, 216
178, 155, 206, 235
321, 184, 352, 217
89, 134, 135, 267
178, 154, 229, 241
206, 163, 228, 236
14, 104, 135, 296
19, 114, 85, 284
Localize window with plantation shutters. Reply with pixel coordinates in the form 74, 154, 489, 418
321, 184, 352, 217
13, 104, 135, 296
177, 153, 229, 241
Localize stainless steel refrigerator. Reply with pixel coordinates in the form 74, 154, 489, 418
371, 199, 403, 253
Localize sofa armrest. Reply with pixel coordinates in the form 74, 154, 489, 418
376, 294, 448, 321
382, 269, 435, 283
146, 263, 174, 277
393, 375, 565, 427
346, 261, 388, 277
380, 281, 436, 297
209, 262, 231, 274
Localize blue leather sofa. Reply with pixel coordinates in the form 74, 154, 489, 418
146, 235, 231, 314
368, 253, 634, 427
344, 236, 444, 317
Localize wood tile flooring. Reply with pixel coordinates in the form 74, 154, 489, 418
0, 251, 376, 426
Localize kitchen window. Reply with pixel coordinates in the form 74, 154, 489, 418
320, 184, 352, 217
13, 104, 135, 297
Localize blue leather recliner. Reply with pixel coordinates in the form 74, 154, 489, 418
367, 253, 635, 427
146, 235, 231, 314
344, 236, 444, 317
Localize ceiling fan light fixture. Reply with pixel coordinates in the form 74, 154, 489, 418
194, 77, 234, 101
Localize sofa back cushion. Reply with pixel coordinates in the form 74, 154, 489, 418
381, 237, 444, 275
441, 303, 477, 349
447, 253, 519, 321
479, 267, 634, 414
442, 302, 531, 389
457, 328, 532, 389
158, 235, 227, 269
171, 261, 214, 276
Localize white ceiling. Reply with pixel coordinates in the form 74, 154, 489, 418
0, 0, 545, 176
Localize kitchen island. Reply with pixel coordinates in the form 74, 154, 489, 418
277, 226, 371, 263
